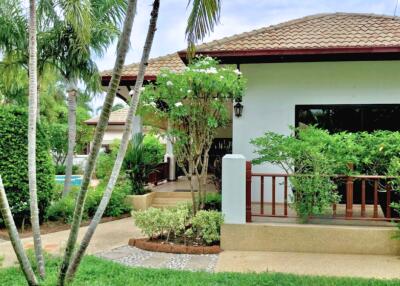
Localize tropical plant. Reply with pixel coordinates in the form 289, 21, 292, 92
123, 134, 164, 195
251, 126, 341, 221
28, 0, 46, 277
65, 0, 223, 282
140, 57, 246, 212
57, 1, 139, 284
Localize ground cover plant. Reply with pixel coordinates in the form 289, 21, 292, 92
0, 255, 398, 286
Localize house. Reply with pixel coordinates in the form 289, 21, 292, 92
101, 13, 400, 254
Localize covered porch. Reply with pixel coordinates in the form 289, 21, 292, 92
221, 154, 400, 256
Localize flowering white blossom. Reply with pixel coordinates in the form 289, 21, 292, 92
206, 67, 217, 74
175, 102, 183, 107
187, 89, 192, 93
166, 81, 173, 86
234, 69, 242, 75
220, 75, 224, 79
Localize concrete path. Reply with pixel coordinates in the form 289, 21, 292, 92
0, 238, 6, 244
216, 251, 400, 279
97, 245, 218, 272
0, 217, 141, 268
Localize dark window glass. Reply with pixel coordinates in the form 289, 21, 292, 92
296, 104, 400, 133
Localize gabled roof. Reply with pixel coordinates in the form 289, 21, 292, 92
192, 13, 400, 53
101, 53, 185, 79
85, 108, 128, 125
101, 13, 400, 84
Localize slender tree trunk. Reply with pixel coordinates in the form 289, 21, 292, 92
65, 1, 160, 280
0, 176, 38, 286
28, 0, 45, 278
63, 82, 78, 198
57, 1, 138, 285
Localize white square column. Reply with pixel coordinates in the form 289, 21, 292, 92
222, 154, 246, 224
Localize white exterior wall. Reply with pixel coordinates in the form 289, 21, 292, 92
233, 60, 400, 202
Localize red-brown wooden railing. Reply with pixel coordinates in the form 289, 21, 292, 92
245, 161, 399, 223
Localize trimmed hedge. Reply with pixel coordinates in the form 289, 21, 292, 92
0, 106, 55, 225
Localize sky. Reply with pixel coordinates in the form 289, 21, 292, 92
91, 0, 400, 112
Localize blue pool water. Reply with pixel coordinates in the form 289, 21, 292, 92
55, 175, 83, 186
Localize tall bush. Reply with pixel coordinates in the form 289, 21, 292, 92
0, 106, 55, 225
122, 134, 164, 195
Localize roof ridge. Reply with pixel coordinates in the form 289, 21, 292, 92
194, 12, 400, 51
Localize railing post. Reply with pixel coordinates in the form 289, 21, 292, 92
246, 161, 252, 222
386, 185, 392, 219
222, 154, 247, 224
346, 176, 354, 218
346, 163, 354, 219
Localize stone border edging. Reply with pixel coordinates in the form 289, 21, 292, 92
128, 238, 221, 254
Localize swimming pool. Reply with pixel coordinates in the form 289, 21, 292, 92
55, 175, 83, 186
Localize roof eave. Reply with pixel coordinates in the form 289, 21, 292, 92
178, 46, 400, 64
100, 75, 158, 86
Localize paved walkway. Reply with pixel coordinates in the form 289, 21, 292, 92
97, 245, 218, 272
0, 217, 142, 268
216, 251, 400, 279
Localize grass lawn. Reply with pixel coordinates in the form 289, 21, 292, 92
0, 255, 398, 286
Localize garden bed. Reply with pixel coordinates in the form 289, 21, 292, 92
0, 214, 130, 240
128, 238, 221, 254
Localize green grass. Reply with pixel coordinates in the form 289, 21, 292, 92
0, 255, 398, 286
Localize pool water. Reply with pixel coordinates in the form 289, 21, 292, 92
55, 175, 83, 186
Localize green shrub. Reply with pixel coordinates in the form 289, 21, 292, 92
46, 180, 131, 224
133, 205, 222, 245
204, 193, 221, 211
95, 140, 120, 179
55, 165, 82, 175
191, 210, 223, 245
45, 196, 76, 224
0, 106, 55, 226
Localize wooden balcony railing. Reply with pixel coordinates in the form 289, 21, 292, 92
245, 161, 400, 223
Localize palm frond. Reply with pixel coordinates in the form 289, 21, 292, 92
186, 0, 221, 58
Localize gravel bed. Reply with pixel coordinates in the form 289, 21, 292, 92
96, 245, 219, 272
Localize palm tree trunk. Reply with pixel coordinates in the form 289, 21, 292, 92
0, 176, 38, 286
28, 0, 45, 278
63, 82, 78, 198
57, 1, 138, 285
65, 1, 160, 280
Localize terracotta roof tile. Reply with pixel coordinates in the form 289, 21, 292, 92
85, 108, 128, 125
101, 13, 400, 79
194, 13, 400, 52
101, 53, 185, 77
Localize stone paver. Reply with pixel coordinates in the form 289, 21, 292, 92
97, 245, 219, 272
216, 250, 400, 279
0, 217, 142, 268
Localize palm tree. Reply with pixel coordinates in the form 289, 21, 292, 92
0, 177, 38, 285
28, 0, 45, 278
65, 1, 160, 279
57, 1, 138, 284
64, 0, 222, 281
39, 0, 128, 198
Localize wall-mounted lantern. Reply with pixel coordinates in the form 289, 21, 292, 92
234, 101, 243, 117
